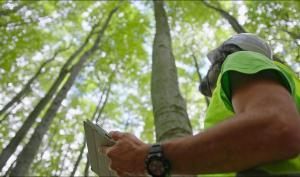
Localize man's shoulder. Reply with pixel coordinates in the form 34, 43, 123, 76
221, 51, 276, 75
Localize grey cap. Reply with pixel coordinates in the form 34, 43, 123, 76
207, 33, 273, 63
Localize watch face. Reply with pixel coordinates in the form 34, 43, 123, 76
149, 159, 165, 176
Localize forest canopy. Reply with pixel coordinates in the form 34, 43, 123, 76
0, 0, 299, 176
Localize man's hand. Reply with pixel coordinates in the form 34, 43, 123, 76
100, 131, 150, 177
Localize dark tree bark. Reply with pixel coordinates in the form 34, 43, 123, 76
2, 159, 16, 177
0, 48, 67, 118
70, 141, 86, 177
10, 6, 118, 176
0, 20, 98, 171
202, 1, 247, 34
152, 0, 193, 142
191, 52, 210, 107
84, 156, 90, 177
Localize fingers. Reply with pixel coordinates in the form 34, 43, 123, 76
98, 145, 110, 155
109, 131, 123, 141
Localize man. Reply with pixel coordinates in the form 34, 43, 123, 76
101, 33, 300, 177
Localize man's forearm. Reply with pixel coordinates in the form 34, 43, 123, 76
162, 111, 300, 174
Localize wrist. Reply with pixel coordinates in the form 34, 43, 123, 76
137, 144, 151, 173
145, 143, 171, 177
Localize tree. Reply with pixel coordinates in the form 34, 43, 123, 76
0, 1, 299, 176
0, 47, 67, 118
152, 0, 192, 142
202, 1, 247, 34
70, 81, 111, 176
10, 6, 119, 175
0, 19, 97, 171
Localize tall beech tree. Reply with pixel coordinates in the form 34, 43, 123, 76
10, 6, 119, 175
70, 82, 111, 176
0, 1, 299, 176
0, 47, 67, 118
0, 19, 99, 171
152, 0, 193, 142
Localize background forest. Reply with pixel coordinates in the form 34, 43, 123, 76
0, 0, 299, 176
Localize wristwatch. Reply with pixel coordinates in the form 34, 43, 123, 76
145, 144, 171, 177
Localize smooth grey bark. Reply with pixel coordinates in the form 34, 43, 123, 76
202, 1, 247, 34
96, 84, 111, 123
0, 48, 66, 117
152, 0, 192, 142
0, 111, 10, 125
10, 6, 118, 176
0, 21, 97, 172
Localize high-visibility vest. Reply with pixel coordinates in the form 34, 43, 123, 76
203, 51, 300, 177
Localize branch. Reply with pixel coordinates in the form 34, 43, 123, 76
191, 52, 210, 107
0, 46, 68, 117
283, 29, 300, 40
0, 4, 24, 17
202, 1, 247, 34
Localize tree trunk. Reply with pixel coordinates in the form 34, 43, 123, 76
0, 20, 97, 171
191, 52, 210, 107
152, 0, 192, 143
56, 143, 71, 177
70, 84, 111, 176
70, 141, 86, 177
96, 84, 111, 124
10, 6, 118, 176
0, 111, 10, 125
202, 1, 247, 34
0, 48, 66, 118
84, 155, 90, 177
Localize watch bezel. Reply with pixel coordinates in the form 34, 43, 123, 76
146, 155, 170, 177
145, 144, 171, 177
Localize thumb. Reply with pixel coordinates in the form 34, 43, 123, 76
109, 131, 122, 141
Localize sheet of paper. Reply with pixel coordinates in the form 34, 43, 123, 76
83, 120, 117, 177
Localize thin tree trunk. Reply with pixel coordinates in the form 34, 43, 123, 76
84, 156, 90, 177
202, 1, 247, 34
96, 84, 111, 124
70, 141, 86, 177
152, 0, 192, 143
283, 29, 300, 40
191, 52, 210, 107
0, 48, 66, 117
56, 144, 71, 177
0, 21, 97, 171
70, 84, 111, 177
0, 110, 10, 125
10, 6, 118, 176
